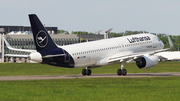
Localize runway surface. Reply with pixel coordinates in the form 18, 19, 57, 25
0, 72, 180, 81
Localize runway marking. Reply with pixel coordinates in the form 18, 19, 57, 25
0, 72, 180, 81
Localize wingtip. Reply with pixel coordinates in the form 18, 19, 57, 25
167, 34, 174, 49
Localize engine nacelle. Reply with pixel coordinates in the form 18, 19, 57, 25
95, 57, 109, 66
29, 52, 42, 63
136, 55, 158, 69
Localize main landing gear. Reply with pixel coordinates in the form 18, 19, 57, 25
82, 67, 91, 76
81, 62, 127, 76
117, 61, 127, 76
117, 69, 127, 76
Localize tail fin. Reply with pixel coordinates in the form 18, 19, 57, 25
29, 14, 58, 52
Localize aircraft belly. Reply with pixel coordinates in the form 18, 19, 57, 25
41, 56, 75, 68
40, 48, 75, 68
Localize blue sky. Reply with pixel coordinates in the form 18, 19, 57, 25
1, 0, 180, 35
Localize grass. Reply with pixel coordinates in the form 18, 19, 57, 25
0, 61, 180, 76
0, 77, 180, 101
0, 62, 180, 101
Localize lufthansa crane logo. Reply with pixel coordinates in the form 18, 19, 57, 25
36, 30, 48, 48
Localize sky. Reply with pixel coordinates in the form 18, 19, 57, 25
1, 0, 180, 35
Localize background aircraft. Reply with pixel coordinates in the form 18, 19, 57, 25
4, 14, 174, 76
157, 51, 180, 61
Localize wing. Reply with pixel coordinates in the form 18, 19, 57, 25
108, 51, 153, 64
4, 36, 36, 53
4, 37, 66, 59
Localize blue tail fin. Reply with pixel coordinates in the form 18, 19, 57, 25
29, 14, 58, 52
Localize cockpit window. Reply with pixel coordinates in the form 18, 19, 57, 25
158, 38, 161, 41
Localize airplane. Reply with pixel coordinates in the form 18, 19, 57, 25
4, 14, 174, 76
157, 51, 180, 61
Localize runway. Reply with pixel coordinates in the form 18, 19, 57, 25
0, 72, 180, 81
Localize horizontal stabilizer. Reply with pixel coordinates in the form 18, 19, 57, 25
5, 54, 29, 58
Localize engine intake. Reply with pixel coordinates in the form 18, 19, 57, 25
136, 55, 158, 69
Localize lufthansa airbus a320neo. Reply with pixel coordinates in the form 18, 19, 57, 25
4, 14, 173, 76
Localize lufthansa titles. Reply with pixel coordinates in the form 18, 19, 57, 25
127, 36, 151, 43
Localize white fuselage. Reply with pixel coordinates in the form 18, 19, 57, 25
60, 34, 164, 68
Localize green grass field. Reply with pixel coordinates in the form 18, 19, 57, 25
0, 61, 180, 76
0, 61, 180, 101
0, 77, 180, 101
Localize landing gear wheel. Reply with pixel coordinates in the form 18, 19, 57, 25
86, 69, 91, 76
117, 69, 122, 76
117, 62, 127, 76
82, 69, 92, 76
82, 69, 86, 76
122, 69, 127, 76
117, 69, 127, 76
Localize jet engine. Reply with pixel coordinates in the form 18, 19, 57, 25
28, 52, 42, 63
136, 55, 158, 69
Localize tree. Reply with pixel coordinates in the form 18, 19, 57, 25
58, 30, 69, 34
72, 31, 89, 34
